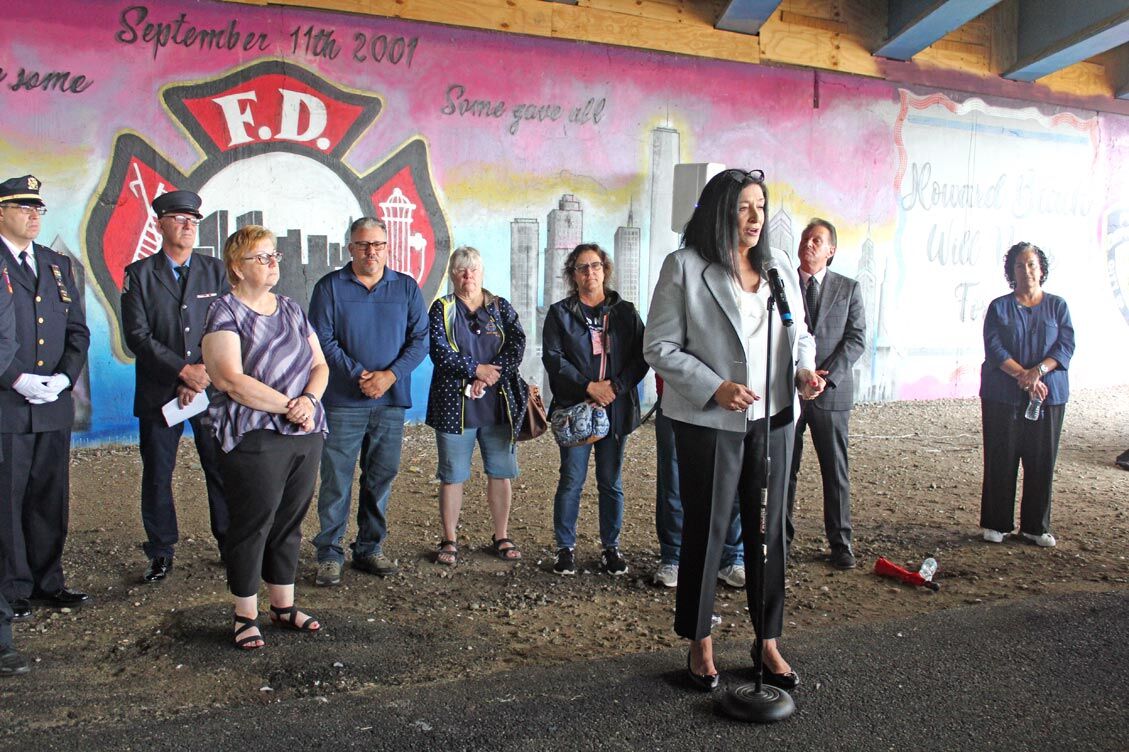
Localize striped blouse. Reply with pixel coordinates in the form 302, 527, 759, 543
205, 293, 328, 452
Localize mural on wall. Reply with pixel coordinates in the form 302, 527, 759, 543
85, 59, 450, 359
2, 0, 1127, 444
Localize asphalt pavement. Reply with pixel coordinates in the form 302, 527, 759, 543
17, 589, 1129, 751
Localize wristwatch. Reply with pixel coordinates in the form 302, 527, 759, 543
1037, 363, 1049, 376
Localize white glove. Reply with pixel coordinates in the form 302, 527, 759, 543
43, 373, 70, 397
13, 373, 57, 403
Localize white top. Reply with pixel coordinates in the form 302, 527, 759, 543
734, 280, 793, 422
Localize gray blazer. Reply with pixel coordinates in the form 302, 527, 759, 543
804, 269, 866, 412
644, 247, 816, 432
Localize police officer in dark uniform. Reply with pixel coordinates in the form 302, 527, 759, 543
0, 175, 91, 621
122, 190, 230, 583
0, 263, 28, 675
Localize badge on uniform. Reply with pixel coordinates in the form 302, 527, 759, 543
50, 264, 73, 303
196, 292, 217, 299
1, 266, 11, 294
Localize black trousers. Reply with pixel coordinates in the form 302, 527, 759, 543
672, 413, 793, 641
786, 405, 852, 549
0, 430, 70, 600
219, 430, 322, 598
980, 399, 1064, 536
138, 414, 228, 559
0, 591, 12, 650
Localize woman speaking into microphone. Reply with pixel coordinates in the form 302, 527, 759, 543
644, 168, 823, 690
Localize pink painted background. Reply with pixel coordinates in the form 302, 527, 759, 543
2, 0, 1126, 441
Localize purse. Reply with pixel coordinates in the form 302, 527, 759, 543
550, 322, 610, 447
550, 401, 610, 447
517, 382, 548, 441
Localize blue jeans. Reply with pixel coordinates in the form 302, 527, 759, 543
553, 432, 627, 550
314, 405, 405, 563
655, 409, 743, 567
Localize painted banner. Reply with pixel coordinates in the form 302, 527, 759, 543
2, 0, 1127, 443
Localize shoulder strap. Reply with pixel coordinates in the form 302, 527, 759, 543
599, 313, 608, 381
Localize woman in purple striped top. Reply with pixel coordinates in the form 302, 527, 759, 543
202, 225, 328, 650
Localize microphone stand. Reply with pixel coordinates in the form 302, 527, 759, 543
718, 294, 796, 724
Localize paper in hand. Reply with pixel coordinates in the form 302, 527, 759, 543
162, 390, 209, 426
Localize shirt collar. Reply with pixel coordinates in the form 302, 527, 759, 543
164, 250, 191, 272
799, 267, 828, 286
0, 233, 33, 260
343, 263, 395, 288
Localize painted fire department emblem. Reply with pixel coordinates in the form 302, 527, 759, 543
85, 59, 450, 359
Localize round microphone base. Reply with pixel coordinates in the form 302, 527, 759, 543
717, 682, 795, 724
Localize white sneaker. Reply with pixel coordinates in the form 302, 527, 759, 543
1022, 532, 1057, 547
718, 564, 746, 588
653, 563, 678, 588
982, 528, 1007, 543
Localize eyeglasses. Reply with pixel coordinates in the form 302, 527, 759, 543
0, 203, 47, 216
726, 169, 765, 183
161, 214, 201, 227
466, 314, 482, 336
351, 240, 388, 252
242, 251, 283, 265
573, 262, 606, 274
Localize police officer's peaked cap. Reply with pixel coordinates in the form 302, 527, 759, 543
0, 175, 45, 207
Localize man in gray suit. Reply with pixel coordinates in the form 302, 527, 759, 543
786, 218, 866, 569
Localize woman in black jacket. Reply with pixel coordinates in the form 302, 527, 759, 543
542, 243, 648, 576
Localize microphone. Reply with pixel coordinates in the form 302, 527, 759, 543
762, 262, 794, 327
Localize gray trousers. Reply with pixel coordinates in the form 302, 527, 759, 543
786, 405, 853, 549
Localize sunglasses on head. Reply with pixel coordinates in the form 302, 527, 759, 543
726, 168, 765, 183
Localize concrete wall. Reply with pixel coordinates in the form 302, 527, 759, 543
3, 0, 1127, 443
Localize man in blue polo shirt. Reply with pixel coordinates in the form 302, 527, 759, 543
309, 217, 428, 585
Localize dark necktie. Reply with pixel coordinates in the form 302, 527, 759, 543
175, 265, 189, 296
19, 251, 35, 280
805, 276, 819, 332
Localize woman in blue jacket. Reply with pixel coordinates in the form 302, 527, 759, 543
426, 247, 528, 565
542, 243, 648, 577
979, 242, 1075, 548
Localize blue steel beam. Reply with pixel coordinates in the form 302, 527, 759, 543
875, 0, 1003, 61
715, 0, 783, 35
1004, 0, 1129, 81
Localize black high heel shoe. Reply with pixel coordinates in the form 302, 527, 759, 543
750, 646, 800, 689
687, 650, 719, 691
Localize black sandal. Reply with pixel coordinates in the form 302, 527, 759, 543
269, 604, 320, 632
233, 613, 264, 650
437, 539, 458, 566
491, 536, 522, 561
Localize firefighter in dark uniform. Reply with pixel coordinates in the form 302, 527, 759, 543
0, 175, 91, 622
122, 190, 230, 583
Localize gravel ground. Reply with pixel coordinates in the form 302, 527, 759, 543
2, 387, 1126, 737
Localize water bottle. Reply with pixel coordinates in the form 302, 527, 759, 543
918, 557, 938, 582
1024, 396, 1042, 421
